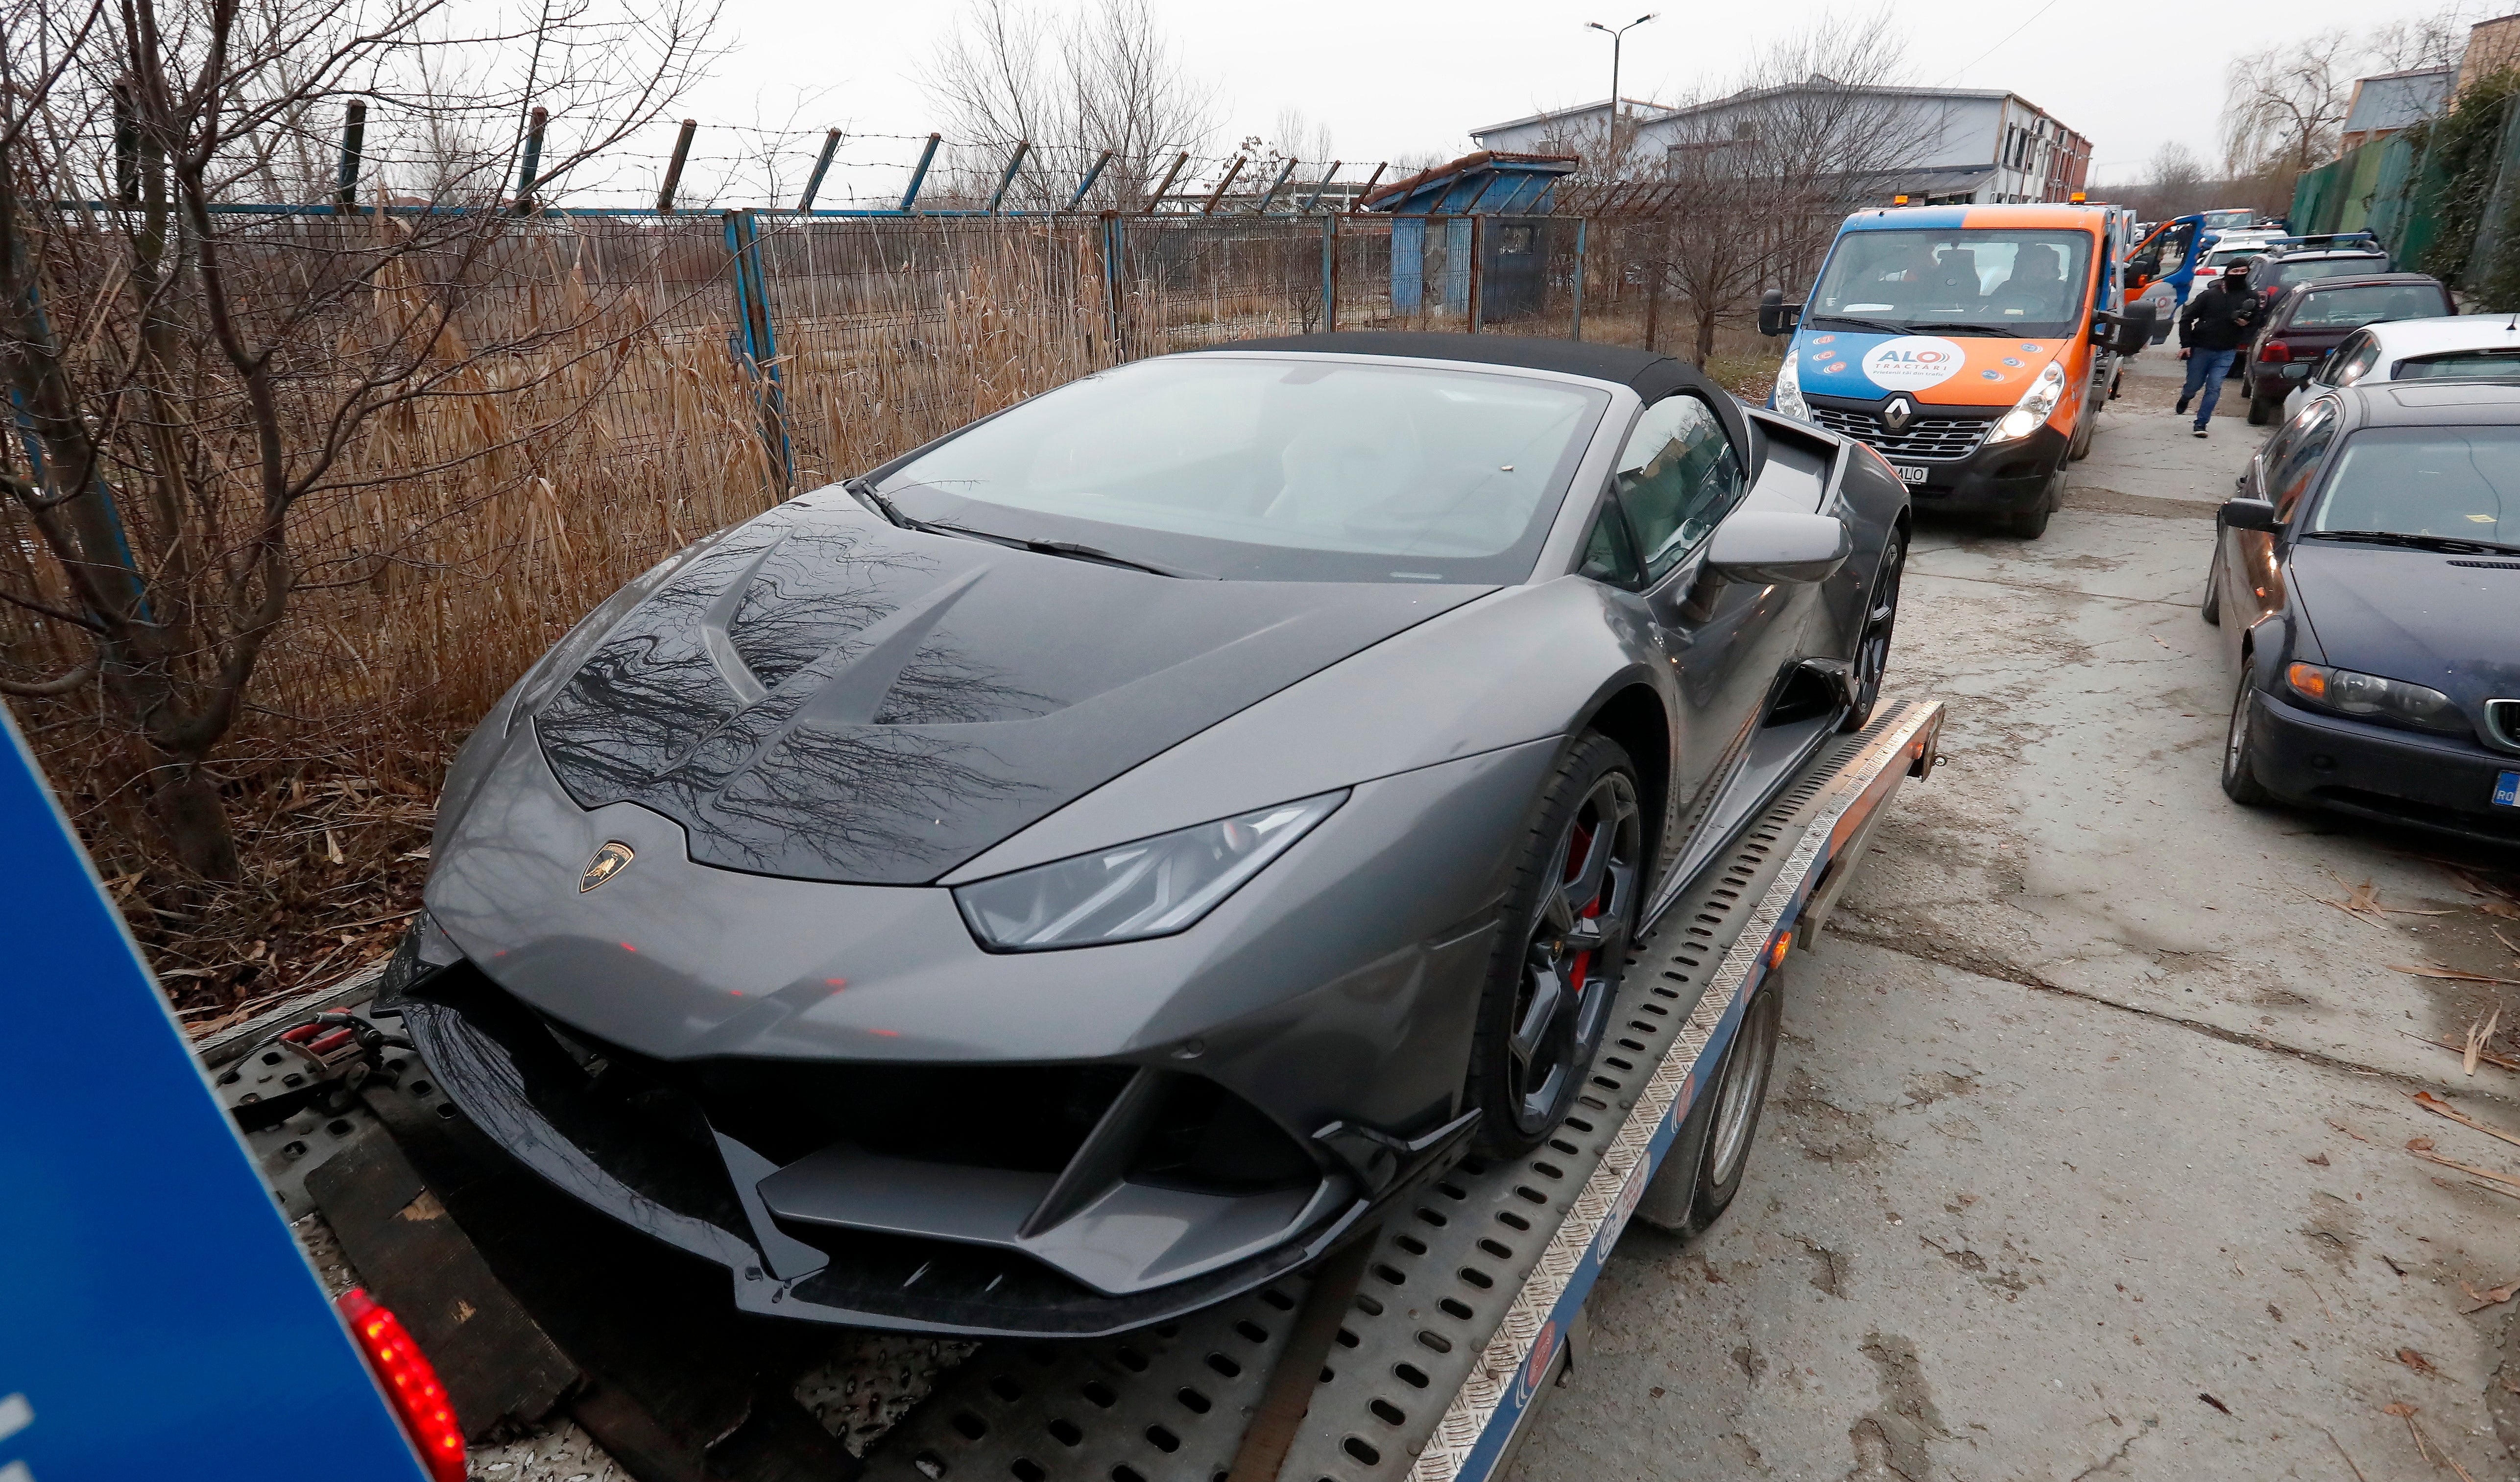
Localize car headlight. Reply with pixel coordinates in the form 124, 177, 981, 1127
955, 792, 1347, 951
1987, 360, 2067, 444
2284, 662, 2466, 734
1773, 351, 1809, 419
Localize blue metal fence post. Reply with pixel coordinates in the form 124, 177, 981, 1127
1320, 212, 1335, 332
1254, 157, 1297, 215
1300, 162, 1343, 215
1101, 212, 1126, 359
797, 129, 841, 211
723, 210, 795, 493
987, 141, 1032, 213
513, 106, 546, 215
1571, 218, 1586, 341
333, 99, 366, 213
901, 134, 941, 213
1069, 150, 1115, 210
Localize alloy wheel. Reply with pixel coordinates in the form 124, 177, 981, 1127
1850, 535, 1906, 721
1506, 774, 1642, 1136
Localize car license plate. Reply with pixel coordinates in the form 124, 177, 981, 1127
1893, 464, 1927, 484
2496, 771, 2520, 808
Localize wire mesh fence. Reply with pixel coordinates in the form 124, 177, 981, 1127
6, 199, 1736, 956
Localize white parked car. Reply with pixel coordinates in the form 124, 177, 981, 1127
2280, 314, 2520, 420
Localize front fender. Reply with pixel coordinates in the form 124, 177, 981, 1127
944, 578, 1670, 881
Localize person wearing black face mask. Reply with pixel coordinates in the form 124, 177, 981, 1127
2175, 260, 2262, 438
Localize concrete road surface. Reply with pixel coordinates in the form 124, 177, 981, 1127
1507, 353, 2520, 1482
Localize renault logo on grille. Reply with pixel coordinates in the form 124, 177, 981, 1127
1881, 396, 1914, 433
581, 840, 636, 892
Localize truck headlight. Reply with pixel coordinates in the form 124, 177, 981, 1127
955, 792, 1346, 951
2284, 662, 2466, 735
1773, 352, 1809, 420
1987, 360, 2067, 444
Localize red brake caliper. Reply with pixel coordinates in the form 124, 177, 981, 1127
1563, 821, 1602, 995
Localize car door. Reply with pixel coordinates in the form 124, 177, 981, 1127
1591, 392, 1805, 841
2220, 395, 2338, 670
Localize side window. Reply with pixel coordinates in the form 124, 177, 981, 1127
1611, 394, 1745, 582
2327, 333, 2380, 387
1578, 503, 1643, 586
2268, 401, 2339, 520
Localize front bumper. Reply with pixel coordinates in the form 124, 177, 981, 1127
2245, 689, 2520, 847
389, 959, 1468, 1336
1803, 393, 2066, 513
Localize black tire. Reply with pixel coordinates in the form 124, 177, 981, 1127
2221, 669, 2273, 805
2007, 477, 2057, 538
1466, 732, 1646, 1156
1639, 969, 1783, 1239
1841, 528, 1906, 731
2068, 412, 2094, 462
2201, 556, 2222, 626
2246, 393, 2279, 426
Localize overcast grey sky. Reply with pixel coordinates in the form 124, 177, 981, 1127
633, 0, 2479, 208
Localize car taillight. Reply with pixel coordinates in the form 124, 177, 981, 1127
2259, 341, 2290, 363
337, 1288, 466, 1482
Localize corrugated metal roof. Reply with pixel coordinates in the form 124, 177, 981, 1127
2341, 67, 2453, 134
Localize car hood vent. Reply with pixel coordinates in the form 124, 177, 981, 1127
529, 493, 1488, 884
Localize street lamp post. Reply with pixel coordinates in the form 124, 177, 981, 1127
1586, 14, 1657, 177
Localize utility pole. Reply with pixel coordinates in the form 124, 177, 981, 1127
1585, 13, 1657, 178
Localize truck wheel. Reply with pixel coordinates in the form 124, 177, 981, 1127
1633, 969, 1782, 1239
2006, 472, 2061, 538
2246, 392, 2279, 426
1467, 732, 1644, 1156
2221, 672, 2272, 805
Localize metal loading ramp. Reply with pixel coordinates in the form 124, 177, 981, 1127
859, 696, 1946, 1482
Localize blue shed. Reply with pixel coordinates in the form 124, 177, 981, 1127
1365, 152, 1577, 322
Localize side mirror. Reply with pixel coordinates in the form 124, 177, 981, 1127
2104, 303, 2156, 354
2220, 497, 2280, 532
1757, 288, 1802, 338
1705, 510, 1850, 584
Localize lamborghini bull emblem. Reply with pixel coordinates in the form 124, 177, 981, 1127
580, 841, 636, 893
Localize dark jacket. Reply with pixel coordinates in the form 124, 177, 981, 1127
2180, 278, 2264, 352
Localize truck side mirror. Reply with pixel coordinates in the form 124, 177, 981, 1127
2107, 303, 2156, 354
1757, 288, 1801, 338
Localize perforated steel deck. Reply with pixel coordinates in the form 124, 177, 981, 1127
858, 697, 1944, 1482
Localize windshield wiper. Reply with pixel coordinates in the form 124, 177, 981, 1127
921, 521, 1216, 579
1926, 323, 2035, 337
843, 476, 912, 528
1805, 314, 1913, 337
2304, 529, 2520, 556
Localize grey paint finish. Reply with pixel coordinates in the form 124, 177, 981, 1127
532, 486, 1486, 885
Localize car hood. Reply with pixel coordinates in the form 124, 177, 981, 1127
1797, 328, 2065, 406
2288, 541, 2520, 717
519, 488, 1489, 884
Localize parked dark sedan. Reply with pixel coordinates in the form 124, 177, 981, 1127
2241, 273, 2452, 423
389, 333, 1913, 1337
2208, 382, 2520, 845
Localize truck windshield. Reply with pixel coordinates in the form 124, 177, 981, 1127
1808, 229, 2094, 337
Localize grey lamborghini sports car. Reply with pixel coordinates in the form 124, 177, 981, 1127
387, 333, 1910, 1337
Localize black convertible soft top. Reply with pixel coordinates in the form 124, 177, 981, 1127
1197, 332, 1761, 480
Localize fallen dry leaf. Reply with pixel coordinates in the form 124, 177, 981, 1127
2408, 1144, 2520, 1191
2409, 1136, 2438, 1151
2409, 1091, 2520, 1153
2398, 1348, 2438, 1377
2328, 1118, 2372, 1143
2389, 963, 2520, 986
2460, 1276, 2520, 1313
2485, 899, 2520, 922
2306, 1152, 2331, 1166
2469, 1007, 2502, 1077
2400, 1031, 2520, 1072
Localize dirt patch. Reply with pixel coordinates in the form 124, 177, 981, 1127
1848, 1331, 1947, 1482
2061, 485, 2217, 520
1777, 1070, 1886, 1163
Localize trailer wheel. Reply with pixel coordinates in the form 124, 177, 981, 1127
1633, 969, 1782, 1239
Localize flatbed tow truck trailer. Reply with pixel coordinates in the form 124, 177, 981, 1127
198, 697, 1945, 1482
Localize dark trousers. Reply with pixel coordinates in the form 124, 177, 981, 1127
2180, 349, 2237, 427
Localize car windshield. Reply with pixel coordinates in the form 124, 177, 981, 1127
2308, 426, 2520, 543
2289, 284, 2447, 329
873, 356, 1610, 583
2394, 348, 2520, 380
1807, 228, 2093, 335
2201, 210, 2255, 230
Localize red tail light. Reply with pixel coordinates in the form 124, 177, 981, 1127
337, 1288, 466, 1482
2259, 341, 2290, 363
